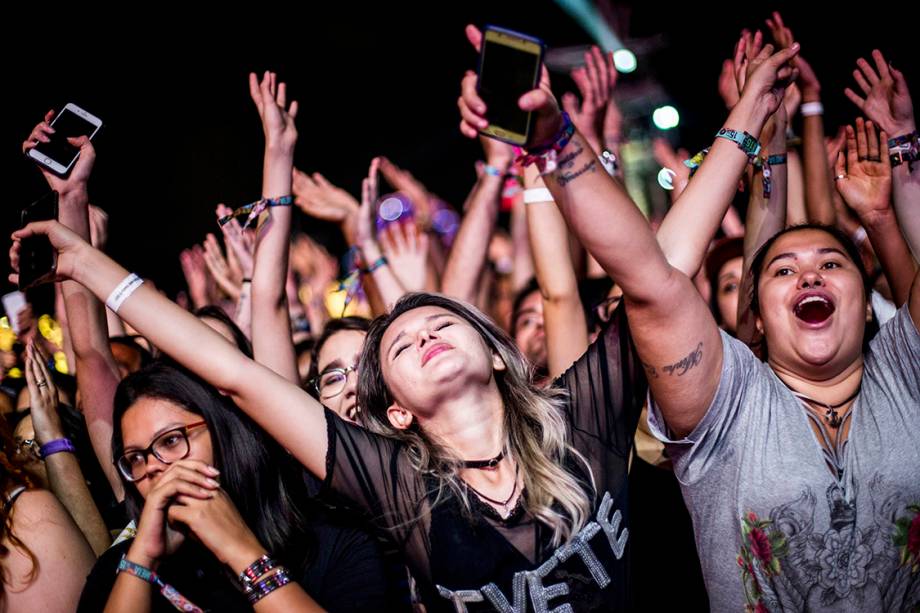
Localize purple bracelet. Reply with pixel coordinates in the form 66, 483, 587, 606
39, 438, 76, 459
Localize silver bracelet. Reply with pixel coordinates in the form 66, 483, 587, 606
106, 273, 144, 313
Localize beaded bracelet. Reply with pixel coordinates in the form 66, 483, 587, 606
118, 556, 203, 612
246, 568, 292, 605
238, 554, 277, 586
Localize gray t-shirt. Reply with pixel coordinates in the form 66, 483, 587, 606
648, 306, 920, 612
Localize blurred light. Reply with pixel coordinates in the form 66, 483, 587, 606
652, 105, 680, 130
613, 49, 637, 73
657, 168, 677, 191
378, 196, 405, 222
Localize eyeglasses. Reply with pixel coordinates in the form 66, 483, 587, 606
593, 294, 623, 324
116, 421, 208, 482
310, 365, 357, 400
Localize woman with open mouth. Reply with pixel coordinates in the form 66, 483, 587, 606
457, 25, 920, 612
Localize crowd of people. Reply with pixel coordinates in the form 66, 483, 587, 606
1, 11, 918, 612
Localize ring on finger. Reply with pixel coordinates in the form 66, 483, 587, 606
37, 380, 48, 388
867, 155, 881, 162
834, 174, 847, 181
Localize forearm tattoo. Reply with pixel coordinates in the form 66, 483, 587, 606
660, 343, 704, 377
551, 136, 599, 187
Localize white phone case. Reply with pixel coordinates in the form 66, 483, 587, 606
27, 103, 103, 175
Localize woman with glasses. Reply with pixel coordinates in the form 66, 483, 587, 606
307, 317, 370, 423
77, 361, 387, 612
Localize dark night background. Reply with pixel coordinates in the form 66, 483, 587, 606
5, 2, 918, 313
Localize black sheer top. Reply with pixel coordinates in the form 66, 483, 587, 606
322, 308, 646, 611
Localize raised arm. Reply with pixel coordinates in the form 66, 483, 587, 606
10, 222, 332, 481
440, 133, 513, 304
767, 12, 835, 226
845, 49, 920, 259
836, 119, 917, 306
459, 28, 797, 434
25, 341, 110, 556
656, 31, 795, 279
22, 114, 124, 499
353, 157, 411, 311
522, 165, 589, 378
248, 71, 299, 384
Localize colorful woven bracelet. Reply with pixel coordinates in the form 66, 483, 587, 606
238, 554, 277, 586
118, 556, 203, 612
218, 195, 293, 228
360, 256, 388, 274
888, 130, 919, 168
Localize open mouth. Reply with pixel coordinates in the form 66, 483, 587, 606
793, 294, 835, 325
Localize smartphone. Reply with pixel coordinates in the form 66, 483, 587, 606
18, 191, 59, 290
26, 103, 103, 176
476, 26, 544, 146
1, 292, 28, 335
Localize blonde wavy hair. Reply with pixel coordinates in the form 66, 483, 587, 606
358, 293, 594, 546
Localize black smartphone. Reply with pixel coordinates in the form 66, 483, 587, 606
18, 191, 59, 290
476, 26, 545, 146
26, 103, 103, 176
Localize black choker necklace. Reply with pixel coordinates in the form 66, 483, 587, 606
462, 449, 505, 470
791, 387, 861, 428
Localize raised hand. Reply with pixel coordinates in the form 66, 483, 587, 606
292, 168, 359, 224
844, 49, 915, 136
562, 46, 618, 151
24, 341, 65, 445
22, 110, 96, 194
766, 11, 820, 101
9, 221, 87, 287
458, 25, 561, 148
202, 233, 241, 300
379, 221, 430, 292
216, 204, 254, 280
179, 245, 211, 308
835, 118, 892, 224
248, 71, 298, 152
355, 157, 381, 250
733, 33, 800, 118
718, 59, 741, 110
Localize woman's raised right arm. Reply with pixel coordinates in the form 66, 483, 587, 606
10, 222, 333, 480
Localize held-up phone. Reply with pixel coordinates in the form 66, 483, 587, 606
1, 292, 28, 335
18, 191, 59, 290
476, 26, 544, 146
26, 103, 102, 176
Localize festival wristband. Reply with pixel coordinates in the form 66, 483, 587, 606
218, 195, 293, 228
106, 273, 144, 313
767, 154, 787, 165
482, 164, 504, 177
599, 150, 618, 176
39, 438, 76, 459
523, 188, 553, 204
715, 128, 762, 157
800, 101, 824, 117
888, 130, 920, 168
361, 256, 388, 274
118, 556, 204, 613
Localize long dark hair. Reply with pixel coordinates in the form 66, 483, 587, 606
112, 362, 312, 567
749, 223, 878, 357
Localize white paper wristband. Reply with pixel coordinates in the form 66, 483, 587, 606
523, 188, 554, 204
800, 102, 824, 117
106, 273, 144, 313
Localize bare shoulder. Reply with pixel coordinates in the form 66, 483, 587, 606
2, 489, 94, 604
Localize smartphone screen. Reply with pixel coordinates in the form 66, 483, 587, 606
477, 27, 543, 145
18, 191, 58, 290
31, 108, 99, 171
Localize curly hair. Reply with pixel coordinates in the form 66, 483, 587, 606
0, 418, 37, 595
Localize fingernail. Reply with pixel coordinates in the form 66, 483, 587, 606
206, 465, 220, 475
206, 478, 220, 487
